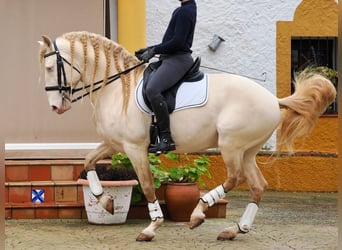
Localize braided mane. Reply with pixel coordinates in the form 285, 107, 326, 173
62, 31, 144, 111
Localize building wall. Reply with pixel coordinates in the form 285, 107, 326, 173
1, 0, 338, 192
3, 0, 337, 156
145, 0, 338, 191
160, 153, 338, 192
146, 0, 338, 150
276, 0, 338, 153
146, 0, 302, 94
117, 0, 146, 53
2, 0, 149, 158
1, 0, 104, 148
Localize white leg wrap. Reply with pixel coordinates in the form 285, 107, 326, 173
238, 202, 259, 233
148, 200, 164, 221
200, 185, 226, 207
87, 170, 103, 196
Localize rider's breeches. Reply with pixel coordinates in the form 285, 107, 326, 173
145, 53, 193, 103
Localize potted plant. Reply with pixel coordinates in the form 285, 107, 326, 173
111, 153, 168, 203
110, 153, 169, 220
78, 163, 139, 224
163, 153, 212, 222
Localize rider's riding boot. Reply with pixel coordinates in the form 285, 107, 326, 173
149, 130, 176, 154
148, 96, 176, 154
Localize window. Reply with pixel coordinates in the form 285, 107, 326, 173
291, 37, 338, 114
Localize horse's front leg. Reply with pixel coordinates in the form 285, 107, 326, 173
125, 149, 164, 241
84, 142, 114, 214
136, 199, 164, 241
189, 184, 226, 229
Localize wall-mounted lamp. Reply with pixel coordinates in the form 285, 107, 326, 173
208, 34, 225, 52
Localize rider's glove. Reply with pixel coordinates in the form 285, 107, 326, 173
135, 47, 155, 63
135, 47, 148, 57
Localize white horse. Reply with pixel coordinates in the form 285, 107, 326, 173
38, 31, 336, 242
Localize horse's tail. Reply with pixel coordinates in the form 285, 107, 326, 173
277, 73, 336, 152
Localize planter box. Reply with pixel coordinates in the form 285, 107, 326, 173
205, 198, 228, 218
77, 179, 138, 224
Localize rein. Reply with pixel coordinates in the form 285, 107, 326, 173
44, 40, 145, 103
71, 61, 145, 103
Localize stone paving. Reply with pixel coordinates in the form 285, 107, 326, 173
5, 191, 338, 250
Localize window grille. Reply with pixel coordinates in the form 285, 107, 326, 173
291, 37, 338, 114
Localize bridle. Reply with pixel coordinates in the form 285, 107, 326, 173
43, 40, 145, 103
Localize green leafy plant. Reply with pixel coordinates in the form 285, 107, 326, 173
111, 152, 212, 201
112, 153, 167, 203
164, 153, 211, 187
296, 66, 338, 85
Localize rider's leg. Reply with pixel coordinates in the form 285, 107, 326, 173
148, 94, 175, 153
145, 54, 193, 153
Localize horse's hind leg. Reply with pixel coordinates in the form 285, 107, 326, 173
189, 148, 245, 229
217, 146, 268, 240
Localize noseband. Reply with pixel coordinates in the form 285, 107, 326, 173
43, 40, 145, 103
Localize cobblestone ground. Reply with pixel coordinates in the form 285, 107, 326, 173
5, 191, 338, 250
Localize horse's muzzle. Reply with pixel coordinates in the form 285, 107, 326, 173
51, 99, 71, 114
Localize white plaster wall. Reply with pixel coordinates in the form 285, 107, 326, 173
145, 0, 305, 148
146, 0, 302, 90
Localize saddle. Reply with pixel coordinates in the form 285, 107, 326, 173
142, 57, 204, 113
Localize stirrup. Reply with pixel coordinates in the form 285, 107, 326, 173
148, 138, 176, 155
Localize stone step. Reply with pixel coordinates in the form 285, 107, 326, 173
6, 201, 86, 219
5, 180, 85, 219
5, 180, 227, 220
6, 200, 226, 220
5, 159, 94, 182
5, 181, 83, 204
5, 159, 228, 220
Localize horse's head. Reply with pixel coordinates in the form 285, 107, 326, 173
38, 35, 82, 114
39, 31, 146, 114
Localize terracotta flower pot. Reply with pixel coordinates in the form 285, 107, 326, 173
155, 183, 167, 201
77, 179, 138, 224
165, 182, 200, 222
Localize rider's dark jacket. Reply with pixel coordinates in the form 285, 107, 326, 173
153, 0, 196, 54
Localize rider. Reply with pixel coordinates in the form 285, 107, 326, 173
136, 0, 197, 154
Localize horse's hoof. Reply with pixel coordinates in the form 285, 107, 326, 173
136, 233, 154, 242
217, 230, 237, 241
188, 218, 205, 229
98, 194, 114, 214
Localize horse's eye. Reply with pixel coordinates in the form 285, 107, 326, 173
46, 66, 53, 72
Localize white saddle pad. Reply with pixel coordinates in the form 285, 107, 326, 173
135, 74, 208, 115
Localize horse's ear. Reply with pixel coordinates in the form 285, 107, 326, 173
41, 35, 52, 48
